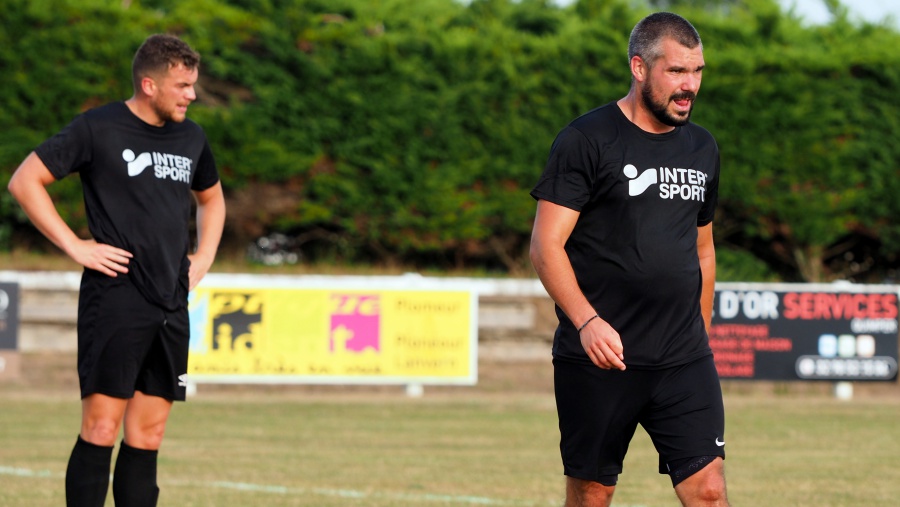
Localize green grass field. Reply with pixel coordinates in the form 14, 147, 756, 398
2, 354, 899, 507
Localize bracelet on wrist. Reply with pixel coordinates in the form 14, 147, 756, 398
577, 314, 599, 333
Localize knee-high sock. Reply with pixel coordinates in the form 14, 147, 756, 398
112, 441, 160, 507
65, 435, 113, 507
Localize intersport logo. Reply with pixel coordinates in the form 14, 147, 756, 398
122, 149, 192, 183
623, 164, 707, 202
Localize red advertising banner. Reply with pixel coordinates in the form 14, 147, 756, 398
710, 284, 899, 381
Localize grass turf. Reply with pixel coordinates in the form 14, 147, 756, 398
1, 354, 899, 506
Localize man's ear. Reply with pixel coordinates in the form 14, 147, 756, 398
630, 55, 647, 83
139, 75, 157, 97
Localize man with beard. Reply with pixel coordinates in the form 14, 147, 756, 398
529, 12, 729, 507
8, 34, 225, 507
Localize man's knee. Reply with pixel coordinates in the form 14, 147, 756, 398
672, 457, 728, 505
81, 424, 119, 446
81, 393, 128, 445
123, 393, 173, 449
123, 417, 168, 450
125, 428, 166, 450
81, 415, 123, 446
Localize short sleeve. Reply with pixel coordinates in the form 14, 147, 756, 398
530, 126, 598, 212
34, 114, 93, 180
697, 147, 719, 226
190, 138, 219, 191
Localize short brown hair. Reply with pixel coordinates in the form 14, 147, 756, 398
132, 34, 200, 90
628, 12, 702, 66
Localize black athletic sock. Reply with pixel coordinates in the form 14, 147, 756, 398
112, 441, 160, 507
65, 435, 114, 507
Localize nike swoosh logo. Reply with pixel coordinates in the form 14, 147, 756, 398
715, 438, 725, 447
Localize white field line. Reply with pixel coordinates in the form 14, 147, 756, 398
0, 466, 652, 507
0, 466, 557, 506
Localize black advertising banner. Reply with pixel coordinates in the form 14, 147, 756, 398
710, 284, 899, 381
0, 282, 19, 350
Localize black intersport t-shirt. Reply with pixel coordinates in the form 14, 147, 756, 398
531, 102, 720, 369
35, 101, 219, 311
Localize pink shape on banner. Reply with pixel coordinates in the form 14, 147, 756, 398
329, 295, 380, 353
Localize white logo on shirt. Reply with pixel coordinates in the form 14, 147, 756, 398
178, 374, 188, 387
123, 149, 153, 176
623, 164, 707, 202
122, 149, 192, 183
623, 164, 658, 196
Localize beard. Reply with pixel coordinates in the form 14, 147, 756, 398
150, 97, 187, 124
641, 82, 695, 127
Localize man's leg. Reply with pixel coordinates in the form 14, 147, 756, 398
673, 457, 729, 507
66, 394, 128, 507
112, 391, 173, 507
565, 477, 616, 507
644, 357, 727, 507
555, 360, 648, 507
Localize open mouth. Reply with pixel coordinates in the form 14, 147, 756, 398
671, 93, 695, 110
672, 93, 696, 109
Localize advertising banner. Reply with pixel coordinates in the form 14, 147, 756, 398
0, 282, 19, 350
711, 284, 899, 381
187, 286, 476, 385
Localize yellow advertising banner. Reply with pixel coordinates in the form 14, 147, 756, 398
187, 287, 476, 384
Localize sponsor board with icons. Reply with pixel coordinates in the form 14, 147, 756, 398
186, 283, 476, 386
711, 283, 899, 381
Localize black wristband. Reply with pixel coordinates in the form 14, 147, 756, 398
577, 314, 599, 333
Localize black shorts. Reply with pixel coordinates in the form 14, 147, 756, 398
554, 354, 725, 483
77, 270, 190, 401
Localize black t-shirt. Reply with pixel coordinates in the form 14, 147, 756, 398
35, 101, 219, 310
531, 102, 720, 369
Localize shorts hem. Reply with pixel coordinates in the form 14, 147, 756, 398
137, 388, 184, 402
658, 452, 725, 475
81, 388, 134, 400
563, 467, 622, 482
663, 450, 726, 463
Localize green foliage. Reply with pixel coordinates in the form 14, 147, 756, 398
1, 0, 899, 280
695, 2, 900, 280
715, 246, 779, 282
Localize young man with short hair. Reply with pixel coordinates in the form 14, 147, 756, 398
8, 34, 225, 506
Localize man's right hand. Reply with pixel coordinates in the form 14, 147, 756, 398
9, 153, 134, 277
68, 238, 133, 277
579, 317, 626, 370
